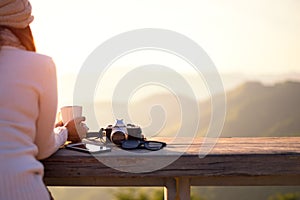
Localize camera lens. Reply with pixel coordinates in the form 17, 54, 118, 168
111, 131, 127, 145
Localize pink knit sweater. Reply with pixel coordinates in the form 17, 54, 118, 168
0, 46, 67, 200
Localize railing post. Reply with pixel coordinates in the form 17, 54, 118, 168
176, 177, 191, 200
164, 178, 177, 200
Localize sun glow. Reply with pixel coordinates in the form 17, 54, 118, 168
29, 0, 300, 106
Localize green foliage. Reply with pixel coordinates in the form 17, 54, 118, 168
191, 194, 206, 200
268, 193, 300, 200
113, 188, 162, 200
113, 187, 206, 200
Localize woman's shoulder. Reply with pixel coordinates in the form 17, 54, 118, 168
1, 46, 53, 60
0, 46, 57, 82
1, 46, 56, 70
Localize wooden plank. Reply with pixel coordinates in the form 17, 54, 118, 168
42, 137, 300, 186
54, 137, 300, 156
45, 177, 168, 187
43, 154, 300, 178
44, 175, 300, 187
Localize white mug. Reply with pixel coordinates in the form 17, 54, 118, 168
60, 105, 83, 124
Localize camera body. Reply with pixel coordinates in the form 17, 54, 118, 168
104, 119, 144, 145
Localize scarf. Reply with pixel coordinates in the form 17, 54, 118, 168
0, 0, 33, 29
0, 27, 26, 50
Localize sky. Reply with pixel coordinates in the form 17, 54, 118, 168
29, 0, 300, 106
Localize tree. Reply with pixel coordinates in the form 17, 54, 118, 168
268, 193, 300, 200
113, 188, 205, 200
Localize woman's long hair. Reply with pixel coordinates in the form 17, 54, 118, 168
0, 26, 36, 52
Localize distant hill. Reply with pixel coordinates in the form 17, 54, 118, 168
91, 81, 300, 137
202, 81, 300, 137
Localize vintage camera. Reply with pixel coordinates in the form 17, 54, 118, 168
104, 119, 144, 145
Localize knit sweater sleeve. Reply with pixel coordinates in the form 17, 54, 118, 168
34, 58, 67, 160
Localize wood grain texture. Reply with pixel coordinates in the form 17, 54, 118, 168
42, 137, 300, 186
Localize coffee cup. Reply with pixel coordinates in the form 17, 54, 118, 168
60, 105, 83, 124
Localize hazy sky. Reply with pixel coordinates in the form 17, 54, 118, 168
30, 0, 300, 73
29, 0, 300, 106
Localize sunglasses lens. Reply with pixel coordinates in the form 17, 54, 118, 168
121, 140, 140, 149
145, 141, 165, 150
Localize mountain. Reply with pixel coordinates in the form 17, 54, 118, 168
90, 81, 300, 137
204, 81, 300, 137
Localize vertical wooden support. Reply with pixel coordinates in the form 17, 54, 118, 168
164, 178, 177, 200
176, 177, 191, 200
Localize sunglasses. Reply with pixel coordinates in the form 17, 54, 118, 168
121, 140, 166, 151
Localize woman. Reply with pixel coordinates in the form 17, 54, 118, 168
0, 0, 87, 199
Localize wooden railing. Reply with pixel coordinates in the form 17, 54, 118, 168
42, 137, 300, 200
